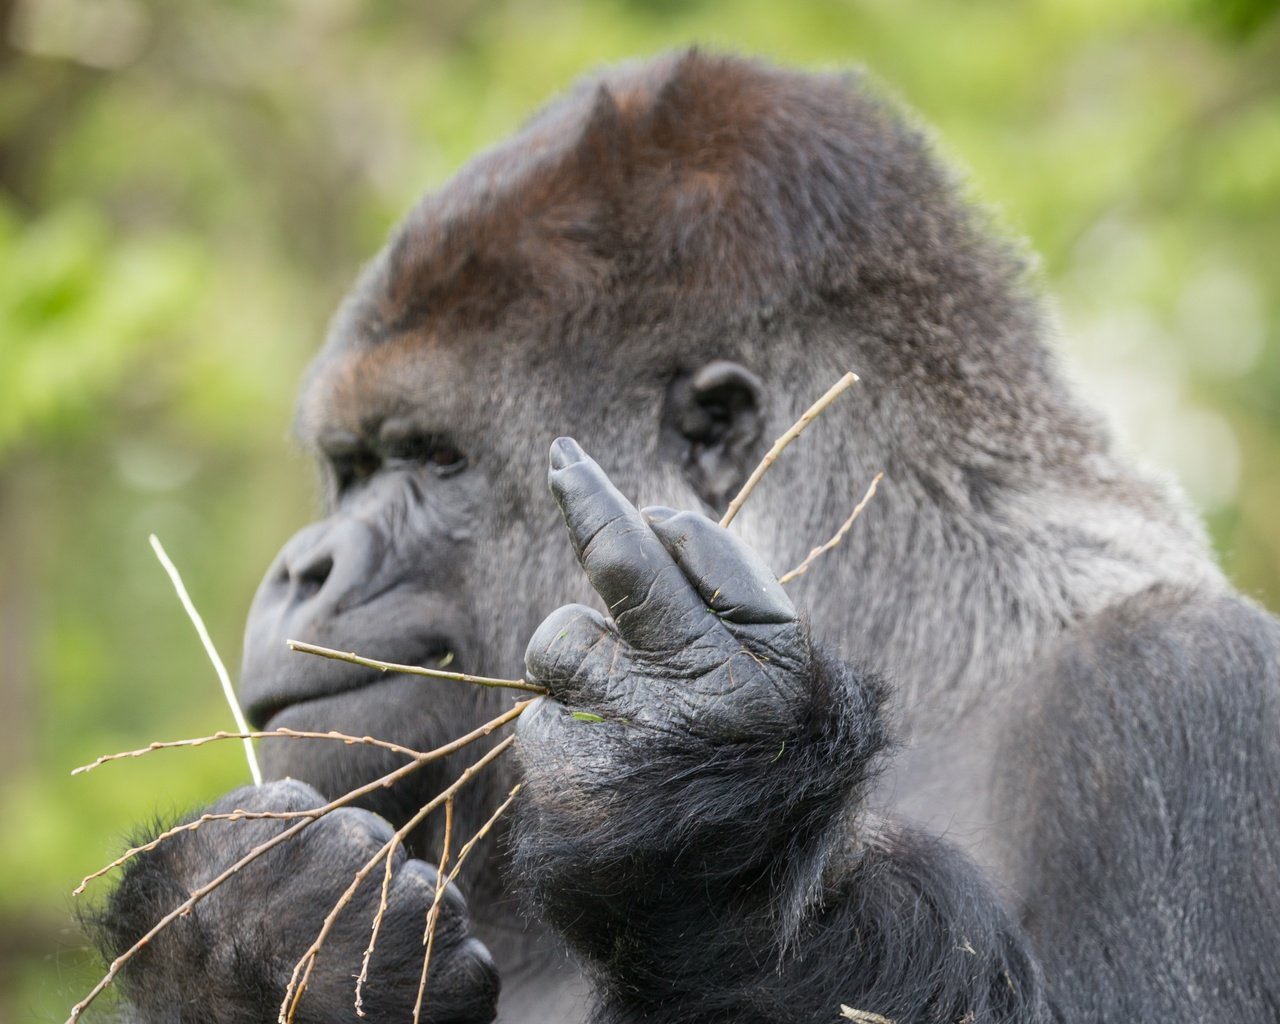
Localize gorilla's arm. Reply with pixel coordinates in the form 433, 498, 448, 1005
512, 440, 1050, 1024
514, 655, 1049, 1024
90, 780, 499, 1024
1003, 586, 1280, 1021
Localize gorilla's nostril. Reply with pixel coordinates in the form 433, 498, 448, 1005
292, 554, 334, 597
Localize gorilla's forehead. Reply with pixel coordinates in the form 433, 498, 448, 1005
327, 49, 963, 347
295, 331, 476, 443
298, 49, 1046, 455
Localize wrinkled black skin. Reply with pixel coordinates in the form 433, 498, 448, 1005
92, 51, 1280, 1024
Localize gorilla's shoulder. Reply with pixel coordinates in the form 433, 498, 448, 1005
1079, 583, 1279, 686
1043, 583, 1280, 757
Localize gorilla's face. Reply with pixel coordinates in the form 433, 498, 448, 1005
238, 322, 576, 821
236, 247, 772, 827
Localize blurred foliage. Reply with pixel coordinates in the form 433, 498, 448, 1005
1, 0, 1278, 1018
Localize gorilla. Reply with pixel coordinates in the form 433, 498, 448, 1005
95, 51, 1280, 1024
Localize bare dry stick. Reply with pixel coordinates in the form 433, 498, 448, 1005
65, 702, 528, 1024
72, 375, 870, 1023
355, 839, 403, 1019
412, 797, 455, 1024
150, 534, 262, 785
75, 809, 344, 897
442, 783, 521, 888
719, 371, 859, 529
71, 729, 465, 896
356, 783, 521, 1017
280, 741, 511, 1024
778, 472, 884, 585
73, 728, 441, 777
288, 639, 548, 695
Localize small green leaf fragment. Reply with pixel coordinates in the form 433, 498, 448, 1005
571, 711, 606, 723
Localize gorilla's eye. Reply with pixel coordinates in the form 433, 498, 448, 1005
329, 447, 381, 492
425, 442, 467, 475
381, 429, 468, 477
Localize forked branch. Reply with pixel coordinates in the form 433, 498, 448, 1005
355, 783, 522, 1017
280, 739, 513, 1024
71, 374, 874, 1024
65, 702, 528, 1024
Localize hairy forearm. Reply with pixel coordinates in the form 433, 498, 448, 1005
511, 648, 890, 983
514, 644, 1049, 1024
577, 822, 1050, 1024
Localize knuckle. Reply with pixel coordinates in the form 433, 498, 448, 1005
266, 778, 327, 809
458, 936, 496, 975
659, 509, 709, 544
298, 803, 394, 870
445, 936, 498, 990
213, 778, 325, 815
394, 858, 470, 920
309, 806, 395, 856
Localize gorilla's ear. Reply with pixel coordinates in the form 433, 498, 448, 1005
663, 360, 765, 512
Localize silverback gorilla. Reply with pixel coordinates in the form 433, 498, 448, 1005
96, 51, 1280, 1024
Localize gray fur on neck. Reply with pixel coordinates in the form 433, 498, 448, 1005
738, 316, 1224, 736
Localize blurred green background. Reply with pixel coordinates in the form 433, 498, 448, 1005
2, 0, 1278, 1018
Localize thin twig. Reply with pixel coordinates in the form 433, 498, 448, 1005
70, 726, 472, 896
719, 372, 859, 529
72, 374, 868, 1022
443, 783, 521, 888
74, 809, 341, 897
778, 472, 883, 585
355, 832, 405, 1018
150, 534, 261, 785
413, 798, 455, 1024
65, 702, 528, 1024
72, 728, 440, 776
288, 639, 548, 695
280, 740, 511, 1024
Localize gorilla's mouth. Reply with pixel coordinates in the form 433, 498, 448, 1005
245, 637, 459, 730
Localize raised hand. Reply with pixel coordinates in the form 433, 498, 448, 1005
521, 434, 812, 740
512, 438, 889, 984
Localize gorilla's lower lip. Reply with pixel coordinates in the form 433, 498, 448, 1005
248, 639, 458, 729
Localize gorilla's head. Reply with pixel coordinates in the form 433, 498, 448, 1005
238, 50, 1142, 855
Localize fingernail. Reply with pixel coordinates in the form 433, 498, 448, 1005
642, 505, 678, 524
549, 436, 587, 471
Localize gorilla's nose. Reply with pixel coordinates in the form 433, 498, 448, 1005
270, 517, 388, 617
283, 546, 334, 600
241, 516, 400, 728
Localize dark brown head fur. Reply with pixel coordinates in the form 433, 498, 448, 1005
335, 51, 1029, 351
